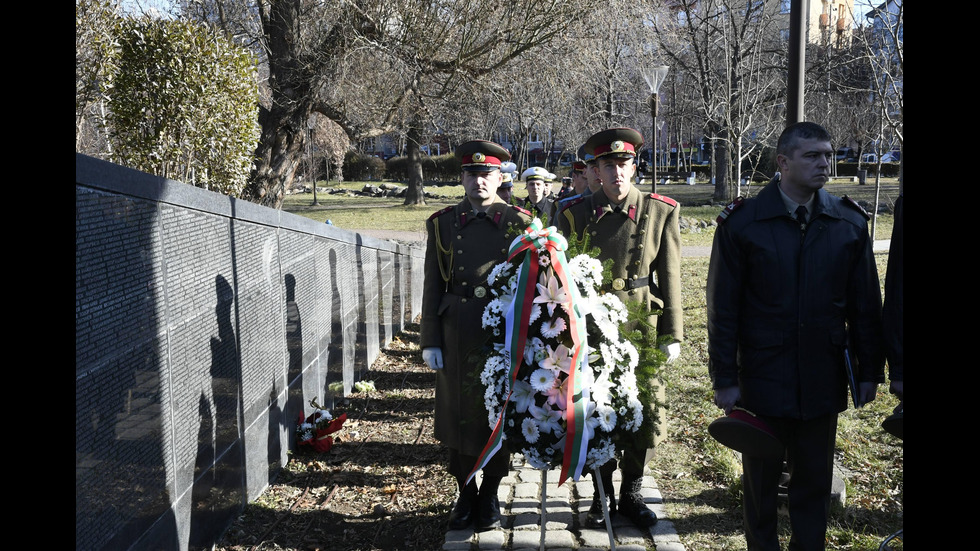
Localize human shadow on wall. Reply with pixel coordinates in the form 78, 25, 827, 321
189, 275, 246, 550
324, 249, 346, 409
353, 237, 371, 381
283, 273, 304, 461
267, 380, 283, 484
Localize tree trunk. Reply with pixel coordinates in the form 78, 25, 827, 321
403, 122, 426, 205
239, 0, 312, 209
712, 138, 730, 202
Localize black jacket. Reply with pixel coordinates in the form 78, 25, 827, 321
706, 178, 885, 419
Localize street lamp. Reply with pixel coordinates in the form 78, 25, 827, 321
641, 65, 670, 193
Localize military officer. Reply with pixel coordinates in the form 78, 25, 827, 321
421, 140, 532, 531
555, 148, 593, 215
556, 127, 683, 530
520, 166, 557, 223
496, 171, 516, 204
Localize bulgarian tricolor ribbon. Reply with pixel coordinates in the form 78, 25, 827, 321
467, 219, 591, 487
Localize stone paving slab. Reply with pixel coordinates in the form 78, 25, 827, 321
441, 455, 688, 550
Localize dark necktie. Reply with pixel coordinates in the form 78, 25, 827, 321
476, 211, 487, 219
614, 205, 623, 214
795, 205, 808, 226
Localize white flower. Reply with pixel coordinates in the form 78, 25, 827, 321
528, 403, 563, 435
530, 367, 557, 392
528, 304, 542, 324
596, 405, 618, 432
587, 439, 616, 468
522, 417, 541, 443
539, 252, 552, 267
482, 299, 502, 328
524, 337, 546, 366
569, 255, 603, 288
540, 316, 567, 339
314, 409, 332, 423
590, 368, 615, 407
511, 379, 535, 413
487, 261, 512, 286
533, 271, 567, 317
621, 340, 639, 369
540, 344, 572, 374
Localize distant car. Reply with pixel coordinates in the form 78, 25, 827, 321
880, 151, 900, 162
861, 153, 878, 164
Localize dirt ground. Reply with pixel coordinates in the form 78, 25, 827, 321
214, 322, 458, 551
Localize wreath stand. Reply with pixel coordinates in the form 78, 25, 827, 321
536, 467, 616, 551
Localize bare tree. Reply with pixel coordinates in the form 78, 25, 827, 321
176, 0, 591, 208
651, 0, 787, 202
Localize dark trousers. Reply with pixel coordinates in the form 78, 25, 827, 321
597, 443, 655, 482
449, 449, 510, 482
742, 413, 838, 551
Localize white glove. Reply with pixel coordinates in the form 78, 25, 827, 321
422, 347, 444, 370
660, 342, 681, 363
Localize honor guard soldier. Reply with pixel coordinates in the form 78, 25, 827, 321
556, 127, 684, 530
520, 166, 557, 223
497, 171, 515, 204
555, 148, 593, 216
421, 140, 532, 531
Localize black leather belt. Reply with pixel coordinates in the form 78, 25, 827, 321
605, 276, 649, 291
450, 284, 489, 299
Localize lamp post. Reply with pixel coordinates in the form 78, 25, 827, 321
641, 65, 670, 193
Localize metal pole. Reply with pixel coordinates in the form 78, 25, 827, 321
786, 0, 808, 126
593, 467, 617, 550
540, 469, 547, 551
651, 93, 659, 194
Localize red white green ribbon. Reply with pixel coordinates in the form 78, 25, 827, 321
467, 219, 590, 486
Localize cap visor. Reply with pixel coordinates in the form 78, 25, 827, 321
708, 417, 785, 460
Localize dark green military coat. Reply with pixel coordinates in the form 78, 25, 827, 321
421, 198, 532, 456
556, 185, 683, 447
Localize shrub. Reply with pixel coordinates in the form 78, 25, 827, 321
343, 151, 387, 181
106, 16, 259, 196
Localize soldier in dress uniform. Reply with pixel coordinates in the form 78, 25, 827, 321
496, 171, 515, 204
555, 149, 593, 216
520, 166, 557, 223
421, 140, 532, 531
545, 171, 559, 201
557, 176, 574, 201
582, 144, 603, 195
556, 127, 683, 530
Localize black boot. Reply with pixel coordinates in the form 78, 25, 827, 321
617, 475, 658, 528
585, 470, 616, 529
448, 479, 478, 530
475, 475, 503, 531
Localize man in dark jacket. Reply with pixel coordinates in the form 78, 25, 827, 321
706, 122, 884, 550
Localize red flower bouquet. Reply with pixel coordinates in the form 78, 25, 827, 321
296, 398, 347, 453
